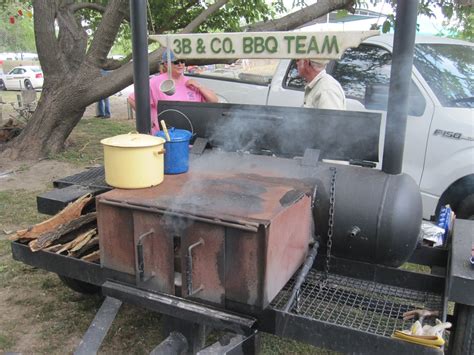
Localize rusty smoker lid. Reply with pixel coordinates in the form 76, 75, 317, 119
97, 171, 312, 227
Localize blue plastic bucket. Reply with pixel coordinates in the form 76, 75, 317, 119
155, 128, 192, 174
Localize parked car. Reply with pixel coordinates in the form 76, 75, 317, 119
189, 35, 474, 220
0, 65, 44, 90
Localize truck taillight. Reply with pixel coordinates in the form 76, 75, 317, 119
35, 73, 43, 78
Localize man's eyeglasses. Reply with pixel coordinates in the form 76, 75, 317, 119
171, 60, 186, 65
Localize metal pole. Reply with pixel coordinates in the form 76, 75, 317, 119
382, 0, 419, 174
130, 0, 151, 134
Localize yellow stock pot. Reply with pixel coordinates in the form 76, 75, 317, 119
100, 133, 166, 189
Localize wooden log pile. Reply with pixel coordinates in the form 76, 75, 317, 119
10, 194, 100, 262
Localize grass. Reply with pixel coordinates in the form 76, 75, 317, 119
50, 118, 135, 165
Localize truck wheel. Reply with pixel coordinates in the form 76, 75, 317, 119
456, 194, 474, 220
58, 275, 101, 295
0, 79, 6, 90
449, 304, 474, 354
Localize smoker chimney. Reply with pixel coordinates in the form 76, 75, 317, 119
130, 0, 151, 134
382, 0, 419, 175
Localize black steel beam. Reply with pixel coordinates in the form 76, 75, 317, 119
409, 245, 448, 267
36, 185, 103, 215
102, 281, 256, 335
150, 332, 189, 355
313, 254, 445, 293
449, 219, 474, 306
197, 331, 260, 355
74, 296, 123, 355
260, 309, 443, 355
10, 242, 135, 286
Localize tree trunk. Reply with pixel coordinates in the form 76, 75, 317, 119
1, 84, 86, 159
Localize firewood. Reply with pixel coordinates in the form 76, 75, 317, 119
72, 237, 99, 258
70, 233, 98, 253
44, 244, 64, 253
55, 228, 96, 255
81, 250, 100, 263
29, 213, 96, 252
10, 193, 93, 241
69, 229, 97, 254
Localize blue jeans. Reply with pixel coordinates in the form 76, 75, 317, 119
97, 97, 111, 117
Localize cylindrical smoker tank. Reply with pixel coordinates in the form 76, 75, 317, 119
313, 165, 422, 267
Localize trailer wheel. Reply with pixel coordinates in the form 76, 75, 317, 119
58, 275, 101, 295
449, 304, 474, 354
456, 194, 474, 220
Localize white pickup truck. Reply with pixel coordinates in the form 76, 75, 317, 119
189, 35, 474, 220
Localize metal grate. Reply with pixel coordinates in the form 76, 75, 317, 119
54, 166, 109, 190
271, 269, 443, 337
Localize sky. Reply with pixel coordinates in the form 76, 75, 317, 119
277, 0, 446, 35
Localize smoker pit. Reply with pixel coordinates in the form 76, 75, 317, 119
97, 168, 314, 311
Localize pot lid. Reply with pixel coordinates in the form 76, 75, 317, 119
156, 128, 192, 142
101, 133, 165, 148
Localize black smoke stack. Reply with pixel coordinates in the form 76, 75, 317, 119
382, 0, 419, 174
130, 0, 151, 134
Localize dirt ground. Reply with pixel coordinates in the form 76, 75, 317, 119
0, 93, 130, 193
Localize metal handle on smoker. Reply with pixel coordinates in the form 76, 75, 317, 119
136, 229, 154, 283
186, 238, 204, 296
283, 240, 320, 313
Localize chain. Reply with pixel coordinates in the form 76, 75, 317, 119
323, 167, 337, 282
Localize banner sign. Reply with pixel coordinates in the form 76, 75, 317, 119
150, 31, 379, 60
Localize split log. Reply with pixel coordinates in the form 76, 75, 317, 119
29, 213, 97, 252
44, 244, 65, 253
70, 234, 98, 254
81, 250, 100, 263
70, 229, 97, 253
72, 237, 99, 259
55, 228, 97, 255
11, 193, 94, 241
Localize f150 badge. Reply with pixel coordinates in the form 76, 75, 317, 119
433, 129, 474, 141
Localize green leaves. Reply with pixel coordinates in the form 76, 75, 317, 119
0, 1, 35, 53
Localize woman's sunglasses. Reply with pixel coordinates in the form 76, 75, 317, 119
171, 60, 186, 65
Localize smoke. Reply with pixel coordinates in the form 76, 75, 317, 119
204, 105, 380, 163
158, 103, 381, 237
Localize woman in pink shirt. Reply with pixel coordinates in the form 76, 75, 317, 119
128, 50, 218, 135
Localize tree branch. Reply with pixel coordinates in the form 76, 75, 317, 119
155, 0, 200, 34
33, 0, 66, 77
70, 2, 106, 13
247, 0, 355, 32
181, 0, 231, 33
70, 1, 130, 22
57, 0, 88, 72
86, 0, 128, 66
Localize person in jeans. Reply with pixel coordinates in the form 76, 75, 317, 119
96, 69, 111, 118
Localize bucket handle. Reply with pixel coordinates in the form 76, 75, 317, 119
158, 109, 194, 136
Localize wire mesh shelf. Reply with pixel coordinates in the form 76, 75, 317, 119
271, 269, 443, 337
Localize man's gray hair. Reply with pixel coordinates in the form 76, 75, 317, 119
309, 60, 328, 70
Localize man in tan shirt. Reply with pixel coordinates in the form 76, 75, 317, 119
296, 59, 346, 110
